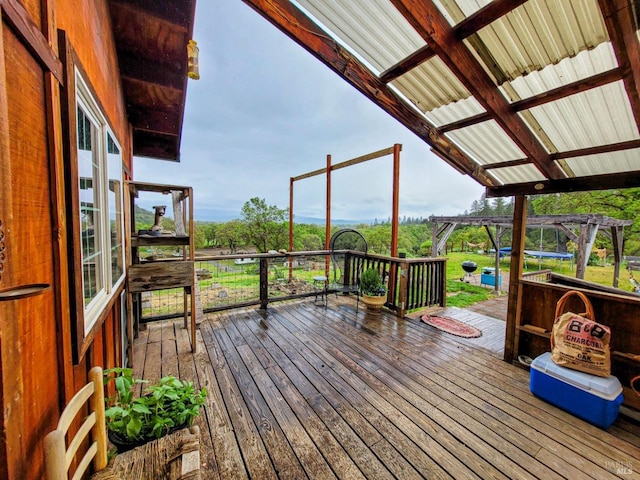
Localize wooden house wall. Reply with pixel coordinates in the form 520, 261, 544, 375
0, 1, 131, 478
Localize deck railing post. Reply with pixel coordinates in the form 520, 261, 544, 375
439, 258, 447, 307
397, 259, 409, 318
259, 257, 269, 310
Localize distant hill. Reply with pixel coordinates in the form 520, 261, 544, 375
139, 204, 367, 225
135, 205, 156, 225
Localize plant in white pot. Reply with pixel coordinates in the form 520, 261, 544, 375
359, 268, 387, 313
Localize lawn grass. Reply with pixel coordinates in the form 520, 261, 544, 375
442, 250, 638, 306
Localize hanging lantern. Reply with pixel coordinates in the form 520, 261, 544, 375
187, 40, 200, 80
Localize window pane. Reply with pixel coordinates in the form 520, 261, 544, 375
77, 106, 103, 306
107, 132, 124, 285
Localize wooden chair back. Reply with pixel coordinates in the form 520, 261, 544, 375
44, 366, 107, 480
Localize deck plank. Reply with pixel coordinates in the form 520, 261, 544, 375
134, 299, 640, 479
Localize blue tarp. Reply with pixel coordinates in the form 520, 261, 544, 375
499, 247, 573, 259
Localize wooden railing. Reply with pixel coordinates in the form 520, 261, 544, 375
348, 252, 447, 317
136, 250, 447, 322
521, 269, 552, 283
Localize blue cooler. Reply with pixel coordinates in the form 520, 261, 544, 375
530, 352, 623, 428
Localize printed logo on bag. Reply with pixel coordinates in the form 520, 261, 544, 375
566, 317, 610, 347
551, 291, 612, 377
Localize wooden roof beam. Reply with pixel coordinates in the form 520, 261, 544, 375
391, 0, 565, 181
118, 52, 184, 90
240, 0, 496, 187
598, 0, 640, 129
549, 138, 640, 160
487, 171, 640, 197
109, 0, 192, 29
381, 0, 526, 84
128, 107, 180, 135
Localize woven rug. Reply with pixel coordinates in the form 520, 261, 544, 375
421, 315, 483, 338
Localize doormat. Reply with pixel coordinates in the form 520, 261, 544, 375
421, 315, 482, 338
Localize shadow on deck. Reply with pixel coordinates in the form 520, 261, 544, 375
133, 296, 640, 479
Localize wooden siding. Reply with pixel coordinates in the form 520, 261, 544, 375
0, 0, 130, 477
134, 299, 640, 479
1, 23, 60, 480
55, 0, 130, 149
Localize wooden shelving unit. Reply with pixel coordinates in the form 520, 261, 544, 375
125, 181, 197, 364
513, 278, 640, 409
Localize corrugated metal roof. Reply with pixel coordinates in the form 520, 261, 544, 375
295, 0, 425, 72
527, 82, 639, 151
468, 0, 608, 83
565, 149, 640, 176
446, 121, 526, 166
256, 0, 640, 193
391, 57, 471, 113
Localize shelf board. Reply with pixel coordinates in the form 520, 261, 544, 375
612, 351, 640, 364
517, 324, 551, 338
132, 235, 190, 247
127, 261, 194, 293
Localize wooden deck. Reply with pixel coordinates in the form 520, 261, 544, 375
133, 297, 640, 479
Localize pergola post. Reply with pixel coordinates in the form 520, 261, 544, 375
612, 225, 624, 288
390, 143, 401, 257
289, 177, 294, 282
325, 154, 331, 277
575, 221, 598, 279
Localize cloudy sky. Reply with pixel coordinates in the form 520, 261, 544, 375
132, 1, 485, 223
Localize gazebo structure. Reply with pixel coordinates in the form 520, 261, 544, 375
430, 214, 633, 287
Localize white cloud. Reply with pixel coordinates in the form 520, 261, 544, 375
132, 1, 485, 223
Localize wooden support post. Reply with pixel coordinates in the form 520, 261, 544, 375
289, 178, 294, 282
325, 154, 331, 277
576, 222, 598, 279
504, 195, 527, 362
397, 259, 409, 317
259, 258, 269, 310
390, 143, 401, 257
611, 225, 623, 288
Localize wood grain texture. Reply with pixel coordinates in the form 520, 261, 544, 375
134, 298, 640, 479
1, 25, 59, 480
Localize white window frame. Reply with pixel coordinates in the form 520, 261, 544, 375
75, 71, 125, 334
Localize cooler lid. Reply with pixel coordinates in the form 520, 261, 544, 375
530, 352, 623, 400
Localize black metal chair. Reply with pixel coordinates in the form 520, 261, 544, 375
329, 228, 368, 312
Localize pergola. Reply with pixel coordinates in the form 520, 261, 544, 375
430, 214, 633, 287
242, 0, 640, 365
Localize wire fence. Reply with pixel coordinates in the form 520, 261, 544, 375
139, 252, 332, 321
137, 251, 448, 323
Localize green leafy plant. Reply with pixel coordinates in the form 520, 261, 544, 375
360, 268, 387, 296
103, 367, 207, 443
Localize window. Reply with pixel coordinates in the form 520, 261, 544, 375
76, 72, 125, 333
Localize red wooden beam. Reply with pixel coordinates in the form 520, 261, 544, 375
381, 0, 526, 84
391, 0, 565, 180
598, 0, 640, 130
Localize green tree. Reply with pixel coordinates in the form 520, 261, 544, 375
300, 233, 323, 251
217, 220, 246, 253
193, 223, 206, 249
201, 222, 218, 247
240, 197, 288, 252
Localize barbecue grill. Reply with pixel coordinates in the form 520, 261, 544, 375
461, 261, 478, 282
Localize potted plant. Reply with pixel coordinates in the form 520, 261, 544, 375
359, 268, 387, 313
103, 367, 207, 452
